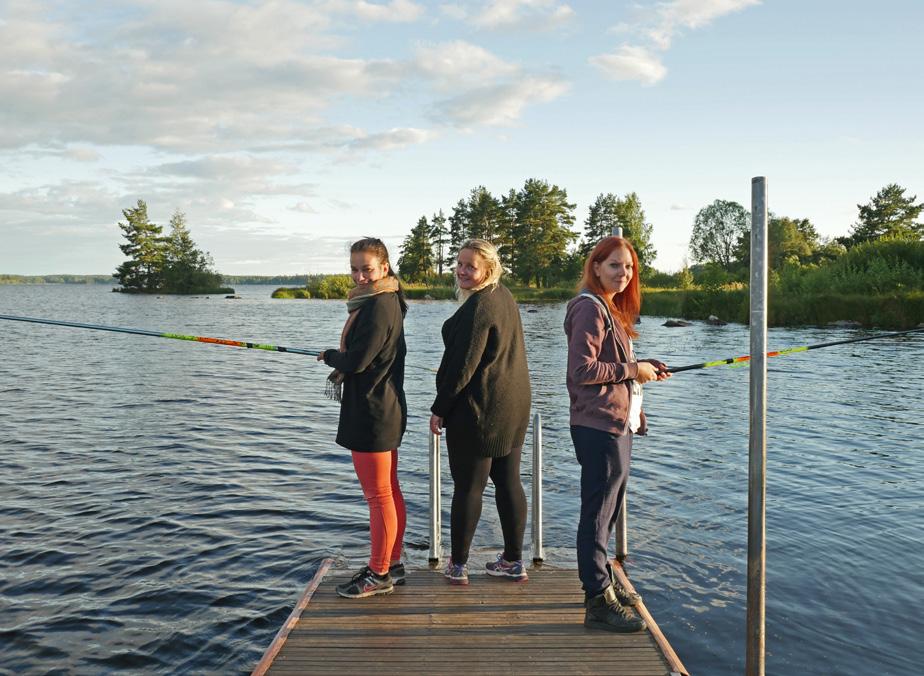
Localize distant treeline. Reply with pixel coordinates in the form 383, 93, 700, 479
221, 275, 310, 285
0, 275, 116, 284
1, 273, 313, 286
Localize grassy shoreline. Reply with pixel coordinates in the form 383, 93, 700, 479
271, 283, 924, 329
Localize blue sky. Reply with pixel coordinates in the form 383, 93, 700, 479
1, 0, 921, 275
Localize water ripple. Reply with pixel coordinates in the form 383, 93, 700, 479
1, 285, 922, 674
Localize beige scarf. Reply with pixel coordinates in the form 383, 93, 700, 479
325, 276, 400, 401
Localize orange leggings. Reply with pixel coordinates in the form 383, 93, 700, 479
352, 450, 406, 575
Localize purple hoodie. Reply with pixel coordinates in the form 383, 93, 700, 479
563, 294, 647, 436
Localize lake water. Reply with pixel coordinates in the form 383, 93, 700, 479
1, 284, 922, 674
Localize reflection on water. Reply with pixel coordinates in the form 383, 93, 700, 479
1, 284, 922, 674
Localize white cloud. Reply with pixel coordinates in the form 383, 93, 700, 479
589, 46, 667, 86
0, 181, 118, 225
414, 41, 519, 89
659, 0, 761, 31
0, 2, 406, 153
150, 156, 299, 183
65, 147, 102, 162
473, 0, 575, 30
592, 0, 760, 84
347, 128, 434, 151
322, 0, 425, 22
354, 0, 425, 22
435, 76, 569, 127
0, 0, 577, 274
289, 201, 319, 214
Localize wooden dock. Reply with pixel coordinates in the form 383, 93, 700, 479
254, 559, 688, 676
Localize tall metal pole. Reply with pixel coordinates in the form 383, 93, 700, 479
747, 177, 768, 675
531, 413, 545, 563
428, 431, 442, 565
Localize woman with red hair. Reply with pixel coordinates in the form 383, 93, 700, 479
564, 236, 671, 632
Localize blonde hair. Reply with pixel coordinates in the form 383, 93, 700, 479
456, 238, 503, 301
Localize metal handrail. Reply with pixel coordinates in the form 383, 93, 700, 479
428, 415, 546, 565
615, 493, 628, 561
531, 413, 544, 563
428, 431, 442, 564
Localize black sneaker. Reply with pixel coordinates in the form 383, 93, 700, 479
606, 562, 642, 606
336, 566, 394, 599
389, 562, 406, 586
584, 587, 646, 633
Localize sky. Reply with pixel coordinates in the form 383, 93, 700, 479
1, 0, 922, 276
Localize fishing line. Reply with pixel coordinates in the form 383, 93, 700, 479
6, 314, 919, 376
0, 313, 321, 356
1, 313, 438, 372
665, 326, 924, 374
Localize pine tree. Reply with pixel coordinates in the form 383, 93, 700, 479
162, 210, 223, 293
447, 199, 469, 263
397, 216, 435, 282
849, 183, 923, 245
429, 209, 449, 275
466, 187, 504, 243
581, 192, 657, 272
507, 179, 577, 287
114, 200, 164, 292
581, 193, 619, 255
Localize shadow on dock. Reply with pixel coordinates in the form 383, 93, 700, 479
254, 559, 688, 675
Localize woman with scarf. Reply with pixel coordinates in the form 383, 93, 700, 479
564, 236, 670, 631
319, 237, 408, 599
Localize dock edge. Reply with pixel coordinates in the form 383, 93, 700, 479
251, 557, 334, 676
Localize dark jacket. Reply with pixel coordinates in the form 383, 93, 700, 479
564, 294, 647, 436
323, 292, 407, 452
431, 284, 531, 457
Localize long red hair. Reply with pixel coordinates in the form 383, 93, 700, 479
578, 237, 641, 338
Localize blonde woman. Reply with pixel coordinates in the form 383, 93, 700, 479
429, 239, 531, 585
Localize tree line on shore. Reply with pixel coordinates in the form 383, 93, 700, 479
396, 179, 656, 287
0, 274, 116, 285
394, 180, 923, 292
113, 200, 228, 294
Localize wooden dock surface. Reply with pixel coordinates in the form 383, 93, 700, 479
255, 560, 688, 676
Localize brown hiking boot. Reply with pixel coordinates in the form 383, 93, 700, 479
606, 562, 642, 606
584, 586, 647, 633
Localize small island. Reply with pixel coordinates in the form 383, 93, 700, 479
113, 200, 233, 295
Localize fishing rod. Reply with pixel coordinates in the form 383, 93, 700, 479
0, 313, 440, 372
0, 314, 320, 356
665, 326, 924, 374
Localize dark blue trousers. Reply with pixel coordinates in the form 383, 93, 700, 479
571, 424, 633, 598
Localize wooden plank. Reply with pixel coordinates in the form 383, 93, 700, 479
251, 558, 332, 676
611, 560, 690, 676
262, 565, 681, 676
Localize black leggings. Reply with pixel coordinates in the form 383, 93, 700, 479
447, 447, 527, 565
